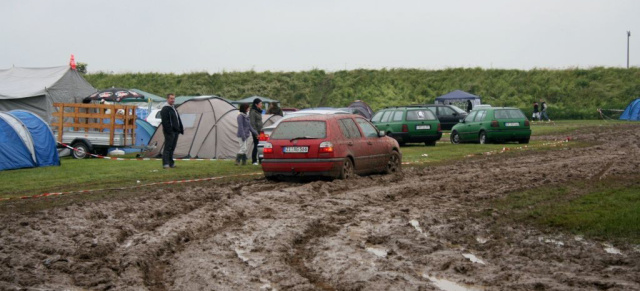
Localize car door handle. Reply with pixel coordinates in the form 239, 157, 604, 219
347, 141, 353, 146
367, 141, 373, 145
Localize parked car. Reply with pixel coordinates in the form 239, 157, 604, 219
257, 109, 351, 162
145, 109, 162, 127
261, 114, 401, 180
450, 107, 531, 144
371, 106, 442, 146
419, 104, 468, 130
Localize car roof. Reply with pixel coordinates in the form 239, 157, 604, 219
282, 114, 361, 122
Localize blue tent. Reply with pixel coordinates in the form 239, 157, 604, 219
435, 90, 481, 104
620, 98, 640, 121
107, 118, 156, 154
0, 110, 59, 171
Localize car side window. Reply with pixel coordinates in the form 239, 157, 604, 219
464, 111, 477, 122
371, 112, 383, 122
439, 106, 455, 116
474, 110, 486, 122
156, 111, 162, 118
380, 111, 393, 122
339, 118, 361, 139
355, 118, 379, 138
392, 110, 404, 121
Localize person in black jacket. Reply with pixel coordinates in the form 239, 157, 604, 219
249, 98, 263, 165
160, 94, 183, 169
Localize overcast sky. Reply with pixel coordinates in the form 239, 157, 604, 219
1, 0, 638, 73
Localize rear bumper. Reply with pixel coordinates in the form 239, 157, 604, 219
486, 129, 531, 140
391, 132, 442, 143
262, 158, 343, 177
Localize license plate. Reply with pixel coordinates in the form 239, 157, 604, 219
416, 125, 431, 130
505, 122, 519, 127
283, 146, 308, 153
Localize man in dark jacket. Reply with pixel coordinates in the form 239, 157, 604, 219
160, 94, 183, 169
249, 98, 263, 165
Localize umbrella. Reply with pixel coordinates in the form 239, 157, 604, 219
83, 88, 145, 103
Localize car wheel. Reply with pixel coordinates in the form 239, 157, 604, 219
338, 158, 354, 179
71, 142, 90, 159
424, 140, 436, 146
383, 151, 402, 174
520, 138, 530, 144
450, 131, 461, 144
479, 131, 487, 144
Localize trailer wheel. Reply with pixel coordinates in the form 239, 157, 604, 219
71, 142, 90, 159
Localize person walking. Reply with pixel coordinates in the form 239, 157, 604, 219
160, 93, 183, 169
533, 102, 540, 121
235, 104, 257, 165
466, 100, 473, 113
266, 101, 284, 116
540, 99, 550, 122
249, 98, 264, 165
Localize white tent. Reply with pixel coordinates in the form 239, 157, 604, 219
145, 96, 280, 159
0, 66, 96, 123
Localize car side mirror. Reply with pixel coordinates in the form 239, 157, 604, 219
378, 130, 386, 137
452, 112, 458, 116
460, 119, 465, 123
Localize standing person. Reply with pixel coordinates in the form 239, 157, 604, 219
249, 98, 264, 165
160, 94, 183, 169
466, 100, 473, 113
267, 101, 284, 116
533, 102, 540, 121
540, 99, 550, 122
236, 104, 257, 165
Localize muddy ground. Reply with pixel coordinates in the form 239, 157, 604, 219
1, 124, 639, 291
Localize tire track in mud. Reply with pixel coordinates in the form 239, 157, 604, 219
287, 208, 358, 291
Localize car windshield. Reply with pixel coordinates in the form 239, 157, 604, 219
406, 109, 436, 120
270, 121, 326, 140
495, 109, 526, 119
449, 105, 466, 114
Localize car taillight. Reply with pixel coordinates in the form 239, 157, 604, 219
491, 120, 499, 127
402, 124, 409, 132
319, 141, 334, 153
437, 123, 441, 132
525, 120, 530, 127
259, 131, 269, 141
263, 142, 273, 154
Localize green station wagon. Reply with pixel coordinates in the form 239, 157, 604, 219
450, 107, 531, 144
372, 106, 442, 146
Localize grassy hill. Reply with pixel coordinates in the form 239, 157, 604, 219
85, 67, 640, 119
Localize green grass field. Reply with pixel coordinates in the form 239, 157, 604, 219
491, 175, 640, 244
0, 120, 625, 199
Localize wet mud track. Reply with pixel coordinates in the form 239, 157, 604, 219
1, 125, 639, 290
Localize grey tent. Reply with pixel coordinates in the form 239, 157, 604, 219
144, 96, 280, 159
0, 66, 96, 123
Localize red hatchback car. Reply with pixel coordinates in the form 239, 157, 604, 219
261, 114, 402, 180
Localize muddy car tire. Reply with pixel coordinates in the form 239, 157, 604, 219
383, 151, 401, 174
479, 131, 488, 144
338, 158, 354, 179
450, 131, 461, 144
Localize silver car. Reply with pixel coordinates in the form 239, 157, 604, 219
257, 109, 351, 162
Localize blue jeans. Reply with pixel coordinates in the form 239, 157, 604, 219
540, 111, 549, 121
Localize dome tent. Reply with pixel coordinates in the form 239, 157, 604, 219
144, 96, 280, 159
0, 110, 60, 171
619, 98, 640, 121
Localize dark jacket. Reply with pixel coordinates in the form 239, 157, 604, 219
250, 105, 263, 133
160, 103, 184, 134
237, 112, 257, 140
267, 106, 283, 116
533, 103, 539, 113
541, 102, 547, 112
